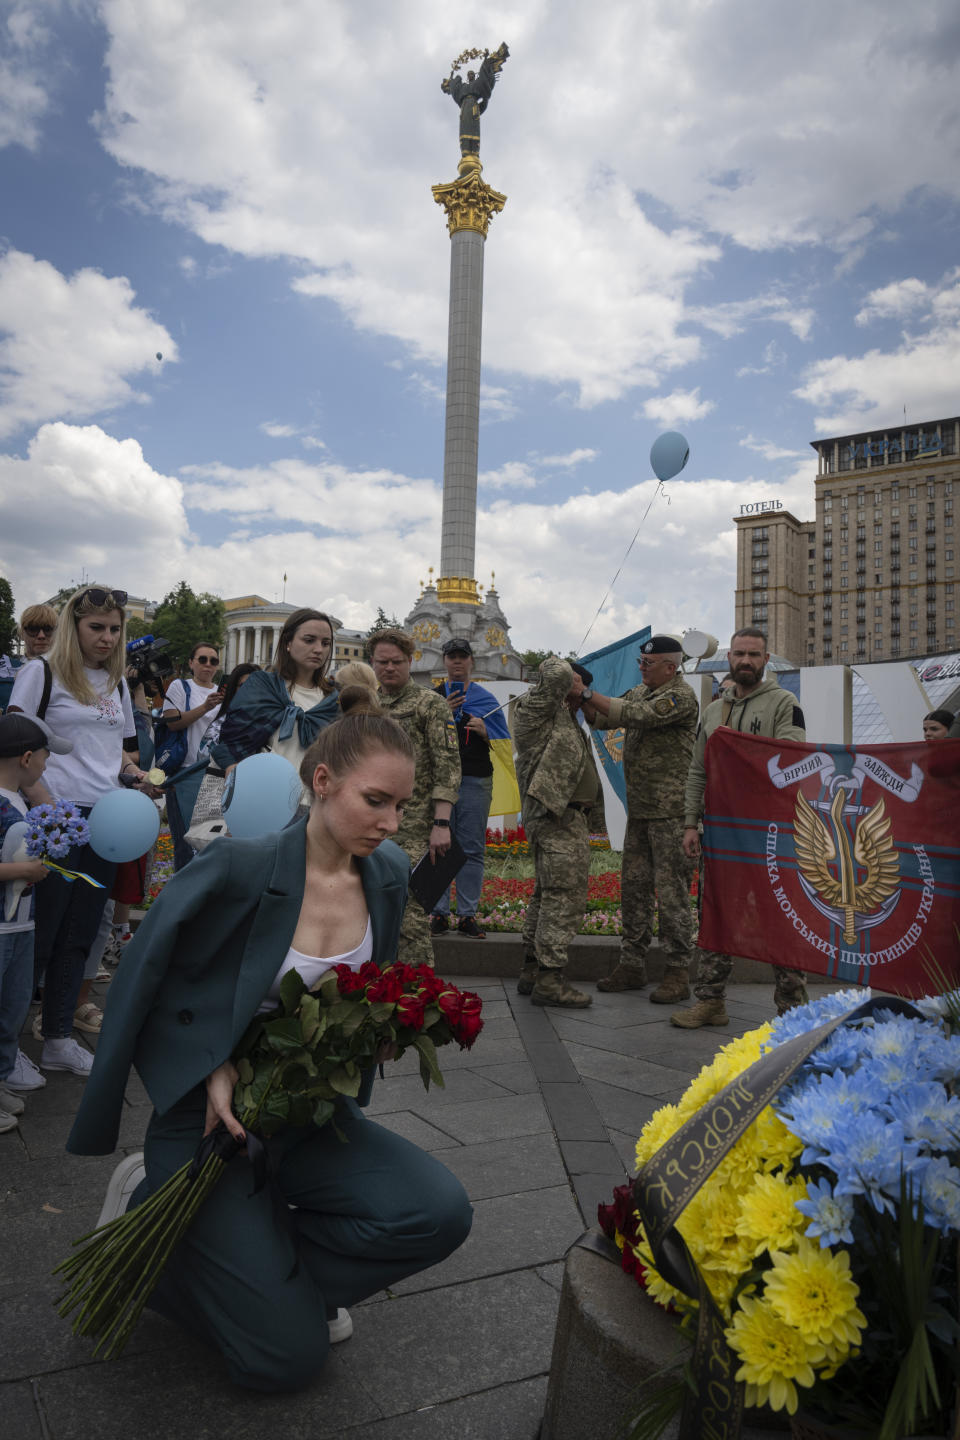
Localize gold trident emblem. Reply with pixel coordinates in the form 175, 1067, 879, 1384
794, 788, 900, 945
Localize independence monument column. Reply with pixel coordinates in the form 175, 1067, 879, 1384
405, 43, 521, 681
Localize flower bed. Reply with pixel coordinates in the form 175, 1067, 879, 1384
474, 871, 624, 935
485, 825, 611, 857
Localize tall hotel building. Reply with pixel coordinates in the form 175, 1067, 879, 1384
734, 416, 959, 666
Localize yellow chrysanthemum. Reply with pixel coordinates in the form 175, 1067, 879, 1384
728, 1295, 825, 1414
763, 1240, 867, 1351
738, 1172, 808, 1256
635, 1103, 681, 1168
752, 1105, 804, 1173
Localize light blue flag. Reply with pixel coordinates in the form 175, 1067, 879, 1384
579, 626, 651, 808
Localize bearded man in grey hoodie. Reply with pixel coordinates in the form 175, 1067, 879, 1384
672, 628, 808, 1029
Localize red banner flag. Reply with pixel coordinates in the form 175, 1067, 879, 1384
697, 730, 960, 993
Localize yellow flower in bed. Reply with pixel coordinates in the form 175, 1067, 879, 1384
729, 1294, 826, 1414
763, 1239, 866, 1351
738, 1171, 809, 1256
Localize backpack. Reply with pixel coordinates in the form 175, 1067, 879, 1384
152, 679, 192, 776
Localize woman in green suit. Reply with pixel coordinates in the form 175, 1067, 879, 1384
68, 692, 473, 1391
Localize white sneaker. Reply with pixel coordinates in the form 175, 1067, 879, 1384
327, 1308, 353, 1344
40, 1037, 94, 1077
5, 1049, 46, 1091
0, 1085, 25, 1115
0, 1107, 19, 1133
97, 1152, 146, 1228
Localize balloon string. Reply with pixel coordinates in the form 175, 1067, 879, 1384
576, 479, 668, 656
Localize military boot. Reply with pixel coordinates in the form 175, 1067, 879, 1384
517, 956, 539, 996
670, 998, 729, 1029
775, 985, 809, 1016
649, 968, 691, 1004
596, 964, 647, 993
531, 969, 593, 1008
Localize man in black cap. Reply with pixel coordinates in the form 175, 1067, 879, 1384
431, 638, 495, 938
581, 635, 699, 1001
512, 656, 597, 1007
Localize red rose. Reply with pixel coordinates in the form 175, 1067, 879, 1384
365, 971, 404, 1004
452, 990, 483, 1049
389, 962, 419, 987
417, 969, 446, 1001
437, 988, 464, 1025
334, 965, 366, 995
357, 960, 382, 986
395, 993, 426, 1030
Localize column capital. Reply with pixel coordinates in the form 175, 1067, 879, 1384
436, 576, 480, 606
432, 167, 507, 238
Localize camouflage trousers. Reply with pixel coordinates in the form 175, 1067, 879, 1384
620, 816, 694, 973
521, 807, 589, 971
394, 826, 435, 969
693, 949, 807, 1010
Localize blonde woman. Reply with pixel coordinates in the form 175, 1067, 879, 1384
9, 586, 156, 1079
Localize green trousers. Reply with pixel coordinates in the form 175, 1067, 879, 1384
137, 1086, 473, 1391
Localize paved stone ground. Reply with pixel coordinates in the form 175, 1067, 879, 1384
1, 967, 804, 1440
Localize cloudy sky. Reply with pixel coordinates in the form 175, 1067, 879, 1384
2, 0, 959, 655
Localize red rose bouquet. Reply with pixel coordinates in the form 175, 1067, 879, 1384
55, 961, 483, 1358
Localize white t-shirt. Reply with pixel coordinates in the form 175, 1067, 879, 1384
164, 680, 221, 767
257, 917, 373, 1013
269, 682, 327, 799
10, 659, 137, 807
0, 787, 32, 934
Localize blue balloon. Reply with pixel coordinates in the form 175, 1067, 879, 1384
650, 431, 690, 482
221, 753, 302, 839
88, 789, 161, 863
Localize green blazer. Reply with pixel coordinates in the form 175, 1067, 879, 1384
67, 817, 409, 1156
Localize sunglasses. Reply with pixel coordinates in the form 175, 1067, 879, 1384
77, 587, 128, 610
23, 624, 55, 636
194, 655, 219, 665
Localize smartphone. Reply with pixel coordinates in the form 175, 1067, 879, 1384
446, 681, 465, 715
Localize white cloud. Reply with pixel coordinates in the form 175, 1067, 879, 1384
0, 250, 176, 437
795, 269, 960, 432
1, 420, 812, 656
538, 448, 598, 469
259, 421, 298, 438
739, 433, 806, 462
855, 277, 932, 326
689, 295, 814, 341
479, 461, 539, 491
641, 388, 715, 427
0, 4, 52, 150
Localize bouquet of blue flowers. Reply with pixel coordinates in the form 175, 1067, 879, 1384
24, 800, 90, 861
601, 987, 960, 1440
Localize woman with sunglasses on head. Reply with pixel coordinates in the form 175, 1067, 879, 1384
213, 610, 340, 789
8, 586, 159, 1080
160, 642, 224, 870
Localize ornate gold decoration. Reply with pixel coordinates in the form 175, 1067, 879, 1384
601, 729, 625, 763
794, 789, 900, 945
411, 620, 441, 645
413, 649, 423, 662
485, 625, 507, 648
436, 575, 480, 605
432, 170, 507, 237
501, 654, 508, 664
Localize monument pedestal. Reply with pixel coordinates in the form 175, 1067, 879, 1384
405, 579, 523, 681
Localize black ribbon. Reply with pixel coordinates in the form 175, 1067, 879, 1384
632, 994, 921, 1440
187, 1120, 270, 1196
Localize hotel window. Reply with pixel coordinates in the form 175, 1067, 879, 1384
948, 500, 954, 512
875, 541, 882, 551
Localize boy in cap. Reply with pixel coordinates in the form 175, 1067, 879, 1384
0, 716, 73, 1125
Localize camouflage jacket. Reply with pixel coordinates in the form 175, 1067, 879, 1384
378, 680, 461, 841
513, 655, 592, 819
591, 672, 698, 819
683, 676, 805, 827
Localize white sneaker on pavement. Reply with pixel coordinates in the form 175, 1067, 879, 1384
5, 1049, 46, 1091
327, 1308, 353, 1343
97, 1153, 146, 1228
40, 1036, 94, 1077
0, 1107, 19, 1133
0, 1084, 26, 1115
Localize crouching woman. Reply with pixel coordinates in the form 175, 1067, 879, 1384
66, 690, 472, 1391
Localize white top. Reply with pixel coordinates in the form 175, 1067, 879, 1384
270, 682, 327, 799
164, 679, 221, 767
10, 659, 137, 806
0, 787, 32, 934
257, 916, 373, 1013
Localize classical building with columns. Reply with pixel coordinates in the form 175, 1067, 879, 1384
222, 595, 365, 672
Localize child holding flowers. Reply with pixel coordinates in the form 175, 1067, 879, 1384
66, 690, 473, 1391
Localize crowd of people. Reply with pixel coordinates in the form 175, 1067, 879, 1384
1, 589, 957, 1387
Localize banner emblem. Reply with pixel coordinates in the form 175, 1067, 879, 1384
794, 790, 900, 944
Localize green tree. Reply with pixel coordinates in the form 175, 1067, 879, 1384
125, 616, 152, 642
366, 606, 401, 637
0, 577, 15, 657
151, 583, 226, 670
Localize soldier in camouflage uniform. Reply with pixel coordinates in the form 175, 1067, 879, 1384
583, 635, 698, 1002
673, 627, 808, 1028
513, 655, 598, 1008
370, 630, 461, 967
